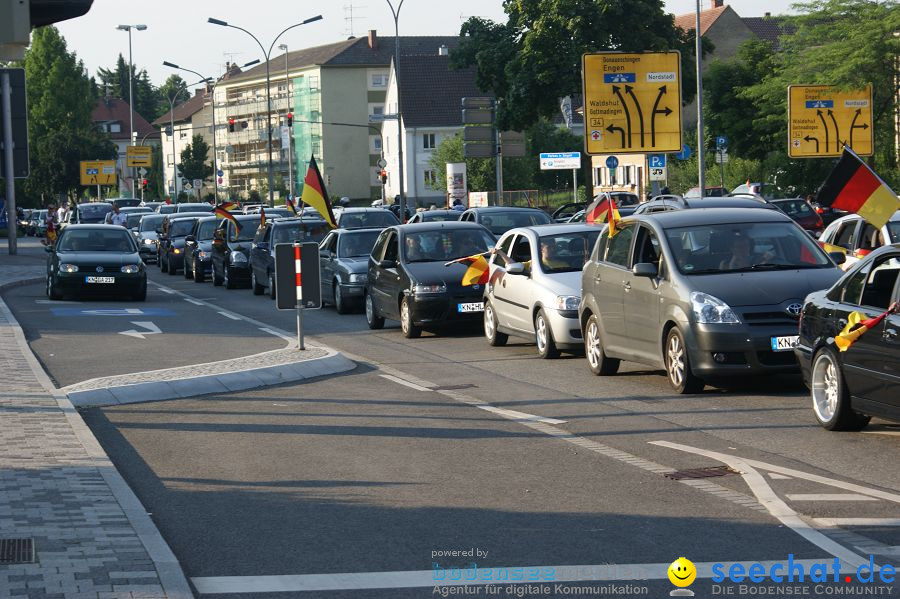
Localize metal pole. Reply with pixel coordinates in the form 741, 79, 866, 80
2, 72, 17, 255
284, 48, 293, 200
695, 0, 705, 195
388, 0, 406, 220
264, 56, 275, 206
572, 168, 577, 204
127, 28, 136, 198
294, 242, 304, 350
170, 96, 177, 202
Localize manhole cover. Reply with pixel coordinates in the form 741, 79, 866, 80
664, 466, 739, 481
0, 538, 35, 564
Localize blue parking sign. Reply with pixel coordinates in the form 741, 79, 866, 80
648, 154, 666, 168
716, 135, 728, 150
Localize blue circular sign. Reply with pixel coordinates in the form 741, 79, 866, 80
606, 156, 619, 169
676, 144, 692, 160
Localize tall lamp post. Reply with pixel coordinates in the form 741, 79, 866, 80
386, 0, 406, 220
694, 0, 705, 196
278, 43, 294, 200
165, 79, 205, 203
116, 23, 147, 198
207, 15, 323, 206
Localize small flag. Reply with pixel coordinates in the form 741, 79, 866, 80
259, 205, 267, 228
585, 194, 621, 235
285, 196, 297, 215
446, 253, 490, 286
834, 303, 898, 351
816, 146, 900, 229
214, 202, 243, 235
301, 156, 337, 228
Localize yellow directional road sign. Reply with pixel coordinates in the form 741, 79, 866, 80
126, 145, 153, 167
582, 51, 682, 154
80, 160, 117, 186
788, 85, 873, 158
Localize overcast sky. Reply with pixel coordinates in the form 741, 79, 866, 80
56, 0, 795, 88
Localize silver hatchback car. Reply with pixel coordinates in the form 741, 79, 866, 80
483, 224, 601, 358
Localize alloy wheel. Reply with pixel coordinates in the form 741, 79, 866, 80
587, 320, 602, 369
667, 334, 685, 387
812, 353, 839, 423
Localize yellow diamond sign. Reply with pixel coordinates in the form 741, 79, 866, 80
788, 85, 873, 158
582, 51, 683, 154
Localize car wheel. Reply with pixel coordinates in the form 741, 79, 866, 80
365, 289, 384, 330
193, 259, 204, 283
584, 314, 619, 375
224, 266, 237, 289
268, 273, 276, 300
252, 270, 265, 295
400, 297, 421, 338
665, 328, 704, 394
160, 254, 168, 273
484, 299, 507, 346
168, 254, 179, 275
534, 309, 560, 359
47, 276, 62, 301
334, 281, 349, 314
212, 264, 223, 286
132, 283, 147, 302
811, 348, 871, 431
184, 258, 192, 279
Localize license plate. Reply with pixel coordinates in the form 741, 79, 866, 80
458, 302, 484, 313
771, 335, 799, 351
84, 276, 115, 284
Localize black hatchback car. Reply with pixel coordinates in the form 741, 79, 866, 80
158, 213, 208, 275
795, 244, 900, 430
211, 214, 262, 288
183, 216, 219, 282
249, 217, 331, 298
365, 222, 496, 337
458, 206, 552, 237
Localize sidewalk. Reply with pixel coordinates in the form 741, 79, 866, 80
0, 241, 193, 598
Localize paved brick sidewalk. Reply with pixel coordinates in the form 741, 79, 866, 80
0, 249, 193, 598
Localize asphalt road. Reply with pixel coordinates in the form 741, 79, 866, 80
10, 262, 900, 597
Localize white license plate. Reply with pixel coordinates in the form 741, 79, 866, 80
771, 335, 799, 351
458, 302, 484, 313
84, 276, 115, 284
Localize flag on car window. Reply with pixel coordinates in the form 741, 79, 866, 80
585, 194, 621, 235
285, 196, 297, 215
445, 253, 490, 286
834, 303, 898, 351
214, 203, 243, 235
301, 156, 337, 228
816, 147, 900, 229
259, 205, 267, 228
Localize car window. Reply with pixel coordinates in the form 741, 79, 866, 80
841, 262, 870, 305
58, 229, 135, 252
231, 219, 259, 241
272, 222, 330, 245
338, 230, 381, 258
338, 211, 399, 229
253, 225, 266, 244
887, 222, 900, 243
538, 231, 599, 273
634, 226, 661, 267
169, 220, 195, 237
477, 211, 552, 236
774, 200, 815, 219
859, 256, 900, 309
383, 231, 399, 262
604, 225, 635, 268
493, 234, 515, 268
125, 213, 145, 229
371, 229, 390, 260
403, 229, 495, 263
511, 235, 532, 265
593, 230, 609, 262
858, 223, 881, 251
78, 204, 112, 223
320, 233, 336, 253
196, 220, 217, 240
833, 221, 856, 249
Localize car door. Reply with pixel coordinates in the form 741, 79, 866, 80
249, 224, 270, 283
211, 220, 228, 275
623, 225, 663, 360
592, 223, 636, 354
486, 233, 516, 327
370, 230, 399, 317
881, 274, 900, 410
319, 232, 338, 302
497, 234, 535, 332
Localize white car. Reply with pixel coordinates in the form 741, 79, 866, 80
817, 211, 900, 270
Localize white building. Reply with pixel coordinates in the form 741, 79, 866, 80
91, 97, 159, 197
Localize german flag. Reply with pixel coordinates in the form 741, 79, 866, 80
301, 156, 337, 228
285, 196, 297, 215
816, 147, 900, 229
585, 194, 621, 235
259, 205, 267, 228
446, 253, 490, 286
214, 203, 243, 235
835, 303, 898, 351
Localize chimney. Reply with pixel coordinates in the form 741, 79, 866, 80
438, 45, 449, 56
711, 0, 723, 7
368, 29, 377, 49
764, 11, 771, 17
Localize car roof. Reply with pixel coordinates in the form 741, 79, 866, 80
397, 221, 489, 232
232, 213, 263, 221
338, 207, 391, 213
830, 210, 900, 226
60, 224, 129, 231
166, 212, 209, 220
77, 202, 111, 208
504, 223, 600, 237
270, 216, 327, 225
464, 206, 545, 213
332, 226, 382, 233
635, 207, 793, 228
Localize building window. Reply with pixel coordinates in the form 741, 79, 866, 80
373, 104, 384, 116
423, 133, 436, 150
371, 73, 388, 88
424, 169, 437, 189
374, 137, 383, 151
167, 155, 174, 167
110, 123, 121, 133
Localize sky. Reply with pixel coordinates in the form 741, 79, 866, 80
56, 0, 795, 89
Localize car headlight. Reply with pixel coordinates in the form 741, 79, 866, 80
555, 295, 580, 311
230, 252, 248, 264
690, 291, 740, 324
173, 248, 182, 254
348, 273, 367, 283
198, 251, 209, 260
120, 264, 141, 274
142, 238, 154, 245
59, 263, 79, 273
413, 283, 447, 294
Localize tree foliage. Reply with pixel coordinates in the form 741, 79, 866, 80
97, 53, 162, 121
178, 135, 213, 183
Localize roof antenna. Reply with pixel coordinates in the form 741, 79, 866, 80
343, 3, 366, 37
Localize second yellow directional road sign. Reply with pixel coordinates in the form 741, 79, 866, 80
788, 85, 873, 158
582, 51, 682, 154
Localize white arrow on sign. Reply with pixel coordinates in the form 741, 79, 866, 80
119, 321, 161, 340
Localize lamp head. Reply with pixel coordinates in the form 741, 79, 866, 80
134, 24, 148, 31
208, 17, 228, 26
302, 15, 324, 24
162, 61, 179, 69
242, 59, 261, 67
278, 44, 288, 51
116, 25, 130, 31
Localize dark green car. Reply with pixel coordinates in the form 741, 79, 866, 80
46, 225, 147, 301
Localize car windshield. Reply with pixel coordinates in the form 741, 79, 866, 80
478, 210, 551, 235
234, 220, 260, 241
774, 200, 814, 219
886, 222, 900, 243
196, 220, 217, 241
404, 229, 496, 263
177, 204, 213, 213
421, 212, 459, 222
272, 222, 330, 245
338, 230, 381, 258
609, 193, 640, 206
125, 214, 145, 229
262, 208, 292, 219
78, 204, 112, 223
169, 220, 196, 237
58, 229, 134, 253
538, 231, 601, 273
139, 215, 164, 232
664, 222, 832, 274
338, 211, 399, 229
158, 205, 176, 214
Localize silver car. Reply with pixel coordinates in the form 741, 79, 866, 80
483, 224, 601, 358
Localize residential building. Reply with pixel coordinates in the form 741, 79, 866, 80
590, 154, 646, 199
91, 97, 159, 197
154, 88, 212, 199
215, 31, 459, 202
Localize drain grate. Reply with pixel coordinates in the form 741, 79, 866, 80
665, 466, 740, 481
430, 384, 477, 391
0, 538, 35, 564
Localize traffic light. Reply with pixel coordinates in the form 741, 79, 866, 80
286, 112, 293, 127
141, 178, 148, 191
380, 169, 387, 184
228, 118, 235, 133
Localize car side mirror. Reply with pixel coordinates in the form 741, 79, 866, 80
829, 251, 846, 265
44, 245, 53, 253
185, 235, 196, 243
380, 259, 397, 269
632, 262, 659, 278
507, 262, 525, 275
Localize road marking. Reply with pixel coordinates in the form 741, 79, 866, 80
769, 473, 792, 480
260, 327, 294, 342
118, 321, 162, 340
190, 558, 834, 594
816, 518, 900, 527
184, 298, 205, 306
862, 428, 900, 437
787, 494, 879, 502
379, 374, 431, 392
649, 441, 869, 568
50, 307, 175, 317
477, 405, 566, 425
158, 287, 175, 294
218, 311, 242, 321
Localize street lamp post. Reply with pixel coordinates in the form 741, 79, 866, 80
386, 0, 406, 220
694, 0, 705, 196
278, 43, 294, 200
116, 23, 147, 199
165, 79, 205, 203
208, 15, 322, 206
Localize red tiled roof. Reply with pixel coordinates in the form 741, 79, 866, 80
92, 98, 159, 141
674, 5, 728, 36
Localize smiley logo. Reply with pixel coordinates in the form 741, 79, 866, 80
668, 557, 696, 588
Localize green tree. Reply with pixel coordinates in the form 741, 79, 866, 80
147, 143, 165, 200
428, 134, 496, 192
15, 27, 115, 206
97, 53, 161, 122
452, 0, 704, 130
178, 135, 213, 183
158, 74, 188, 113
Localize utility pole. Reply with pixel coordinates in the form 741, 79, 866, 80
694, 0, 705, 195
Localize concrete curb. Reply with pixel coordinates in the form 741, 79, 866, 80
65, 349, 357, 407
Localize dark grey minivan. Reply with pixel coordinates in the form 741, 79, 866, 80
579, 208, 844, 393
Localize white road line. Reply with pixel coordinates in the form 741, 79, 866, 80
769, 473, 792, 480
184, 298, 204, 306
379, 374, 431, 392
259, 327, 294, 342
862, 429, 900, 437
157, 287, 175, 294
787, 494, 879, 502
649, 441, 869, 569
191, 559, 832, 594
477, 405, 567, 425
816, 518, 900, 527
218, 311, 242, 321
